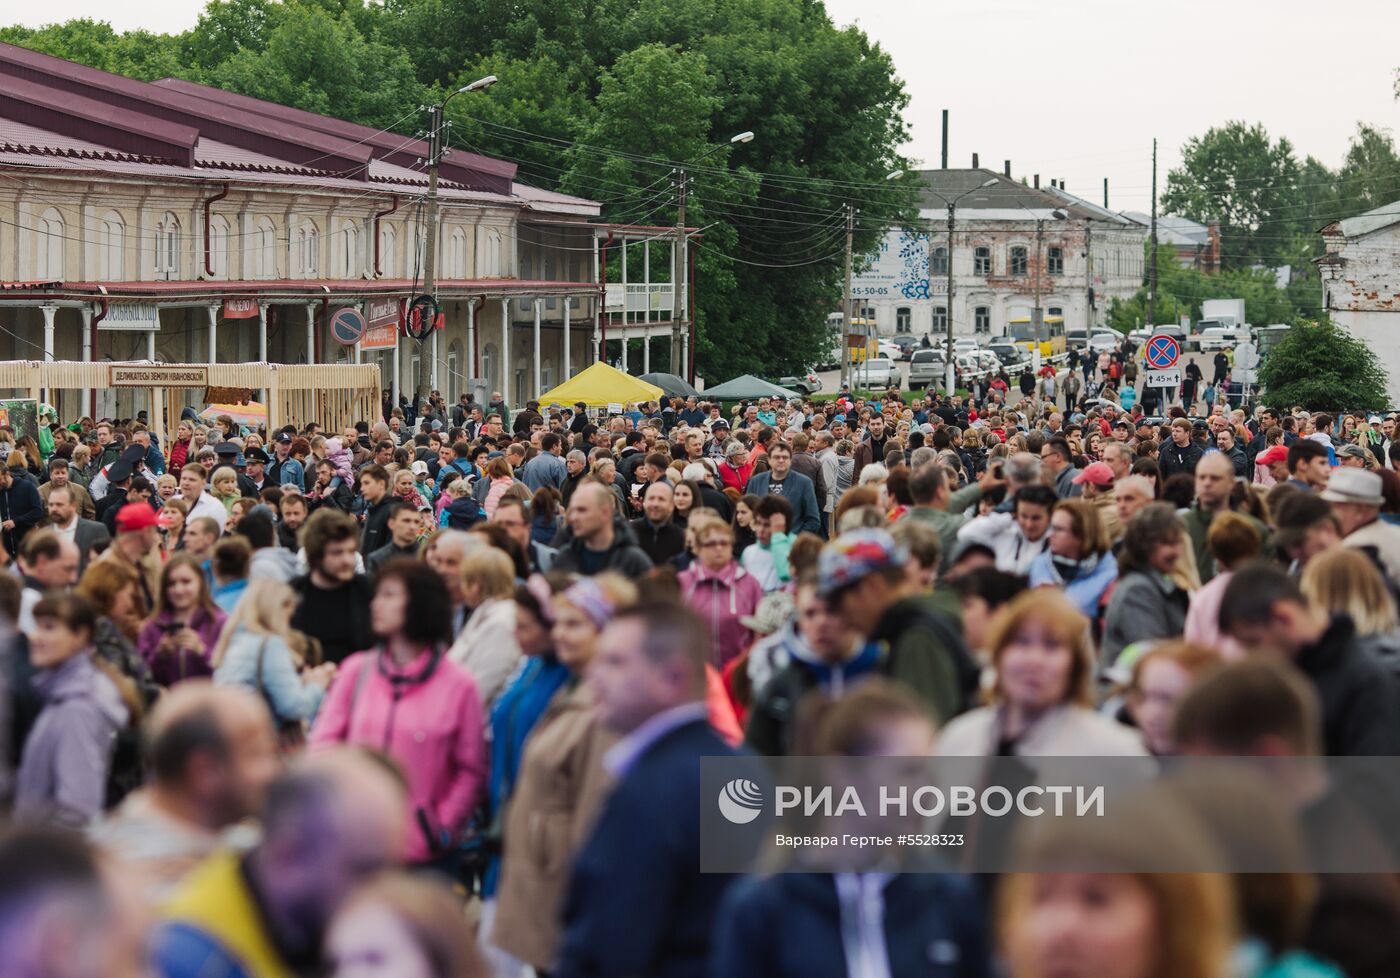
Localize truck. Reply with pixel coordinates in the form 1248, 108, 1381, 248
1197, 298, 1246, 332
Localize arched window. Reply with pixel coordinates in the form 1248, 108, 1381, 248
379, 225, 397, 279
929, 246, 948, 275
253, 218, 277, 279
293, 220, 319, 278
208, 215, 229, 279
483, 228, 502, 277
342, 223, 358, 279
35, 207, 64, 280
447, 339, 462, 400
99, 211, 124, 280
450, 228, 467, 279
481, 342, 497, 389
974, 306, 991, 334
155, 211, 180, 279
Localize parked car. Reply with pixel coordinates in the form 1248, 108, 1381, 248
972, 350, 1004, 373
1196, 326, 1240, 351
853, 356, 900, 389
1065, 328, 1089, 350
907, 349, 946, 390
890, 334, 921, 360
953, 338, 980, 356
1088, 330, 1121, 354
1127, 328, 1154, 345
775, 372, 823, 395
988, 340, 1027, 370
876, 340, 904, 361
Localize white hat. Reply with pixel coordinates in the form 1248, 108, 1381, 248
1320, 467, 1384, 507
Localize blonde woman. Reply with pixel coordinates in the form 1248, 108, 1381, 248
1301, 547, 1400, 651
212, 578, 335, 726
446, 546, 523, 707
210, 466, 242, 513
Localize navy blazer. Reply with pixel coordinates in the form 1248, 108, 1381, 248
746, 469, 821, 536
555, 718, 739, 978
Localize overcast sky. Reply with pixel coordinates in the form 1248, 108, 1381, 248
9, 0, 1399, 212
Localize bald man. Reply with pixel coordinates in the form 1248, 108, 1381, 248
551, 480, 653, 578
1180, 451, 1266, 584
94, 683, 280, 899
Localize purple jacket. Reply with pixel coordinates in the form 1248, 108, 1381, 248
679, 560, 763, 667
136, 605, 228, 686
15, 653, 128, 827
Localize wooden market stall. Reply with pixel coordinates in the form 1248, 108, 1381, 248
0, 361, 381, 445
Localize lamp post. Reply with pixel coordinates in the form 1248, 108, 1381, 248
672, 131, 754, 379
919, 177, 998, 396
413, 74, 497, 406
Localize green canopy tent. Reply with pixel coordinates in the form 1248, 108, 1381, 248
700, 374, 803, 401
639, 372, 699, 399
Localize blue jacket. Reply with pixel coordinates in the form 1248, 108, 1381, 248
746, 469, 821, 536
710, 872, 992, 978
213, 627, 324, 723
555, 718, 739, 978
1028, 550, 1119, 618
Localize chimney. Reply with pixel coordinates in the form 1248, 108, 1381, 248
1033, 174, 1040, 189
972, 152, 979, 169
941, 109, 949, 169
1103, 178, 1109, 209
1004, 160, 1011, 177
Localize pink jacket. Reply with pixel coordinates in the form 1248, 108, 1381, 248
679, 560, 763, 668
309, 647, 487, 862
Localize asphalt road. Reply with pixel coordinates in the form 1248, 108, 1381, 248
813, 348, 1218, 411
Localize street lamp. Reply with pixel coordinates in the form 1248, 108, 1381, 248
1012, 201, 1069, 373
413, 74, 498, 404
673, 131, 756, 381
922, 176, 998, 396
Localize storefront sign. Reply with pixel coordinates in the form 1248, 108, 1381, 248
110, 365, 210, 387
361, 298, 400, 350
223, 298, 259, 319
101, 302, 160, 331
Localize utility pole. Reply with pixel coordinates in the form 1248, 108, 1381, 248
842, 203, 854, 390
672, 168, 687, 373
1148, 138, 1158, 329
415, 102, 444, 407
1033, 217, 1045, 372
944, 202, 956, 395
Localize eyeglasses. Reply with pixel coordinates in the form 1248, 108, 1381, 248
700, 539, 730, 549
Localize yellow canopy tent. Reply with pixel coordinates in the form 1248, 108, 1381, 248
538, 362, 665, 408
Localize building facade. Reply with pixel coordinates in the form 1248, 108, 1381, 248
0, 42, 616, 419
851, 169, 1147, 341
1318, 200, 1400, 405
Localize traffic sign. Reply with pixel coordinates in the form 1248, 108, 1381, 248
1145, 334, 1180, 369
329, 307, 367, 347
1144, 368, 1181, 389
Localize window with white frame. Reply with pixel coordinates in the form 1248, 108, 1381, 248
929, 246, 948, 275
1010, 246, 1028, 276
379, 225, 396, 279
342, 224, 358, 279
255, 219, 277, 279
1048, 306, 1063, 320
974, 306, 991, 334
155, 211, 180, 279
99, 211, 124, 280
895, 307, 912, 333
293, 221, 319, 278
36, 208, 64, 280
932, 305, 947, 332
974, 246, 991, 276
483, 228, 502, 276
1047, 246, 1064, 275
208, 215, 229, 279
451, 228, 467, 279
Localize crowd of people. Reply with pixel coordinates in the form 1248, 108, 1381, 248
3, 374, 1400, 978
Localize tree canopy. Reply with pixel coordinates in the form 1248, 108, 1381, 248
1256, 320, 1389, 413
1, 0, 915, 378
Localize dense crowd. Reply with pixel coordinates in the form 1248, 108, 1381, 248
4, 365, 1400, 978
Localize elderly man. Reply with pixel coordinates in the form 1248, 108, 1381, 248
1180, 452, 1266, 584
40, 456, 95, 522
1072, 461, 1122, 542
1321, 467, 1400, 584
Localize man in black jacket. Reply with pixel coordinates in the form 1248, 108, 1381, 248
0, 464, 47, 560
290, 509, 374, 665
1158, 418, 1204, 481
629, 482, 686, 566
364, 501, 423, 577
1219, 564, 1400, 755
356, 464, 394, 555
551, 482, 653, 578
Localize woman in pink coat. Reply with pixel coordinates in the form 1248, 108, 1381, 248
678, 515, 763, 668
310, 560, 486, 865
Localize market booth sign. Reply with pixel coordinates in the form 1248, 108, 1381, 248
110, 365, 210, 388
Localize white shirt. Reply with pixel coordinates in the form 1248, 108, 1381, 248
179, 490, 227, 528
51, 517, 78, 545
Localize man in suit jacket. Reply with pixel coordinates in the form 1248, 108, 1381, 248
745, 440, 821, 535
39, 457, 96, 522
44, 483, 111, 572
555, 603, 740, 978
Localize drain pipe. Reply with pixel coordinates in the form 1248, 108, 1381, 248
202, 182, 230, 278
88, 289, 107, 419
599, 229, 614, 363
372, 195, 401, 277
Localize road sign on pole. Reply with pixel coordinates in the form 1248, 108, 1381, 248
1145, 334, 1180, 370
1144, 368, 1181, 389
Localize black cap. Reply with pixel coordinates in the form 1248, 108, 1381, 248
120, 444, 146, 465
1192, 419, 1209, 431
215, 442, 240, 456
244, 447, 270, 463
107, 458, 134, 483
275, 432, 293, 445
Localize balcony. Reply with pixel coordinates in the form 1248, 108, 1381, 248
604, 282, 674, 315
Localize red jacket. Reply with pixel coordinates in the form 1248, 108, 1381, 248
720, 461, 754, 493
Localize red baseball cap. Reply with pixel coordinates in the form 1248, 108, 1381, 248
1258, 445, 1289, 467
115, 503, 160, 533
1072, 461, 1115, 487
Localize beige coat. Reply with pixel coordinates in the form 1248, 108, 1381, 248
489, 683, 617, 971
937, 704, 1148, 757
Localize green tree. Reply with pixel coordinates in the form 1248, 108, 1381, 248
1256, 320, 1389, 411
1338, 124, 1400, 218
180, 0, 274, 69
0, 19, 183, 79
1162, 122, 1304, 270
